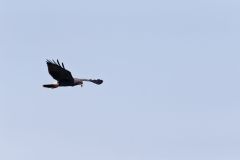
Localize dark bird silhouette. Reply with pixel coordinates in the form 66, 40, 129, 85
43, 59, 103, 89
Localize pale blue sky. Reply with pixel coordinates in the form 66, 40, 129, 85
1, 0, 240, 160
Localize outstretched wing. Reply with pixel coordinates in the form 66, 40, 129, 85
79, 79, 103, 85
46, 59, 74, 83
89, 79, 103, 85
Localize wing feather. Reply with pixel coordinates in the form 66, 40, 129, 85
46, 59, 74, 83
57, 59, 61, 66
89, 79, 103, 85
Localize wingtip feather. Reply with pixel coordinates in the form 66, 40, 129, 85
90, 79, 103, 85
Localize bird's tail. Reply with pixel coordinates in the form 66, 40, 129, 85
89, 79, 103, 85
43, 84, 59, 89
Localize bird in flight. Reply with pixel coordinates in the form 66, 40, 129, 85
43, 59, 103, 89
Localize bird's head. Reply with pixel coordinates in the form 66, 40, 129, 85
74, 78, 83, 87
76, 81, 83, 87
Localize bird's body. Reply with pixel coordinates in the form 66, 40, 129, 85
43, 59, 103, 89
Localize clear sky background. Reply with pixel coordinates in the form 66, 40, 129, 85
1, 0, 240, 160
